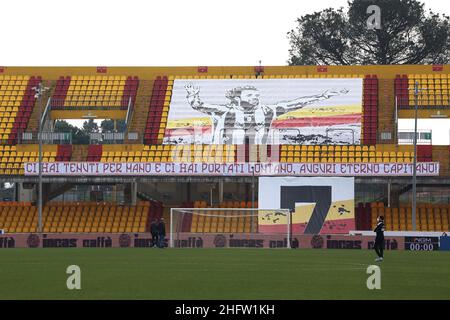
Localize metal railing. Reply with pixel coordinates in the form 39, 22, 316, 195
50, 97, 129, 110
397, 99, 450, 109
89, 132, 141, 144
41, 97, 52, 128
124, 97, 133, 133
398, 129, 432, 145
18, 131, 72, 144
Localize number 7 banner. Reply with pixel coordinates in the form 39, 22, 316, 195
258, 177, 355, 234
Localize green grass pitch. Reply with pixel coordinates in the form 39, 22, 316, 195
0, 248, 449, 299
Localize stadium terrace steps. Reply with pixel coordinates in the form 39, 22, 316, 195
43, 183, 75, 204
377, 78, 396, 143
49, 75, 139, 110
0, 201, 155, 233
0, 75, 28, 144
356, 202, 450, 232
279, 144, 418, 163
432, 146, 449, 176
98, 144, 420, 164
396, 74, 450, 108
395, 74, 409, 107
0, 71, 448, 176
122, 76, 139, 110
25, 79, 53, 133
362, 75, 378, 145
51, 76, 71, 109
56, 144, 72, 161
144, 76, 169, 145
87, 144, 102, 161
0, 145, 57, 175
126, 80, 154, 138
71, 144, 88, 162
9, 76, 42, 145
0, 75, 40, 145
355, 203, 372, 230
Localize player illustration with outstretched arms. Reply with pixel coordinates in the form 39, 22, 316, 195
185, 83, 349, 144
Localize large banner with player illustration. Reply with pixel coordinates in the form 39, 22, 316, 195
164, 78, 363, 145
258, 177, 355, 234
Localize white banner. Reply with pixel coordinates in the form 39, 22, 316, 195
259, 177, 354, 209
23, 162, 440, 176
165, 78, 363, 145
258, 177, 355, 234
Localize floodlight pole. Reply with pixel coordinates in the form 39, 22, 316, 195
287, 210, 291, 249
170, 208, 173, 248
38, 93, 43, 234
412, 81, 419, 231
33, 83, 49, 234
251, 166, 255, 209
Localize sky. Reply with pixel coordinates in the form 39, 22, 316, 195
0, 0, 448, 66
1, 0, 449, 143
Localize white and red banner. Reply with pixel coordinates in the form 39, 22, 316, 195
165, 78, 363, 145
23, 162, 440, 176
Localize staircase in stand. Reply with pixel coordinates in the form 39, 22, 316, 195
27, 79, 55, 133
126, 80, 154, 144
378, 78, 395, 144
70, 145, 89, 162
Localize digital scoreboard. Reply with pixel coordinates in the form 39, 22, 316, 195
404, 236, 439, 251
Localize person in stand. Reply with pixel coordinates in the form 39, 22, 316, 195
158, 218, 166, 248
373, 216, 385, 262
150, 219, 159, 248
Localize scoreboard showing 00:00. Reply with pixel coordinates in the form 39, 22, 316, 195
404, 237, 439, 251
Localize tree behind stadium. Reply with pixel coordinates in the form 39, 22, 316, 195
287, 0, 450, 65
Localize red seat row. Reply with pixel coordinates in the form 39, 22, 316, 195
87, 144, 102, 162
7, 76, 41, 145
56, 145, 72, 161
144, 76, 168, 145
362, 75, 378, 145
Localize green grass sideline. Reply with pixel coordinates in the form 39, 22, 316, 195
0, 248, 448, 299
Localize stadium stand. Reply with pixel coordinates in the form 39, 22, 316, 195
279, 144, 417, 163
55, 144, 72, 161
0, 66, 448, 236
95, 144, 426, 164
0, 201, 160, 233
87, 144, 102, 162
144, 76, 169, 144
0, 145, 57, 175
356, 202, 450, 232
0, 75, 40, 145
51, 75, 139, 110
0, 70, 447, 171
395, 74, 450, 108
100, 145, 236, 163
0, 142, 433, 172
362, 75, 378, 145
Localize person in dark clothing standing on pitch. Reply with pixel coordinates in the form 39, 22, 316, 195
158, 218, 166, 248
150, 219, 159, 248
373, 216, 385, 262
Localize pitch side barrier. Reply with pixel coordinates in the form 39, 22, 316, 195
0, 232, 445, 250
0, 232, 408, 250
